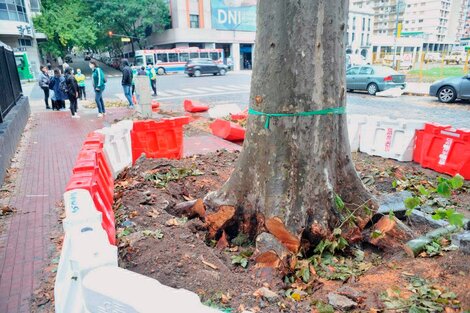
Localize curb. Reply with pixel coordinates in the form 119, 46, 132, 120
403, 91, 429, 97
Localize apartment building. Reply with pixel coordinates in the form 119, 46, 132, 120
347, 6, 375, 63
352, 0, 406, 36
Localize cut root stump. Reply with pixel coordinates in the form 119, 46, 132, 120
369, 216, 415, 250
205, 205, 236, 238
265, 217, 301, 253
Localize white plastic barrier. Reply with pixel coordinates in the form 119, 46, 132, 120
82, 266, 221, 313
359, 117, 425, 161
96, 119, 133, 178
55, 190, 118, 313
347, 114, 367, 152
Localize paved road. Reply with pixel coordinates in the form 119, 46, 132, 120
23, 70, 470, 128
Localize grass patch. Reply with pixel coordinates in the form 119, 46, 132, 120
408, 66, 466, 82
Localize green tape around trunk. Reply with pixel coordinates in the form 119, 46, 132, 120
248, 107, 346, 129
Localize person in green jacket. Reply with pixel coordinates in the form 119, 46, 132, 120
74, 68, 86, 100
89, 60, 106, 117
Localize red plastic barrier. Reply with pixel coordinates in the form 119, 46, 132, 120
209, 119, 245, 141
184, 99, 209, 113
73, 149, 114, 209
131, 117, 190, 163
66, 172, 116, 245
413, 123, 470, 179
230, 108, 248, 121
151, 100, 160, 113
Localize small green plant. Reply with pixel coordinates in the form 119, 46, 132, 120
311, 300, 335, 313
381, 275, 460, 312
145, 166, 204, 188
230, 250, 252, 268
117, 227, 133, 239
142, 229, 164, 239
402, 174, 465, 227
314, 228, 348, 256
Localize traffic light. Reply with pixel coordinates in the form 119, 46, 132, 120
108, 31, 113, 37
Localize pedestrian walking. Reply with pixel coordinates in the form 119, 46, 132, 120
75, 68, 86, 100
64, 67, 80, 118
121, 59, 134, 108
46, 60, 52, 70
148, 64, 157, 96
90, 60, 106, 117
49, 68, 67, 111
38, 65, 51, 110
137, 66, 147, 76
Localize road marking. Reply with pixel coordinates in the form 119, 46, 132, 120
163, 90, 191, 96
197, 87, 228, 92
181, 88, 207, 94
212, 86, 238, 91
156, 89, 250, 101
157, 91, 172, 97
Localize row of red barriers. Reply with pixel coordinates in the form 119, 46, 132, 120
413, 123, 470, 179
65, 132, 116, 245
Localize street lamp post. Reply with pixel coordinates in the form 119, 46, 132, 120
392, 0, 405, 70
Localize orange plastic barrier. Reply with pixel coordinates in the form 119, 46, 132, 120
151, 100, 160, 113
209, 119, 245, 141
130, 117, 190, 163
65, 172, 116, 245
183, 99, 209, 113
230, 108, 248, 121
413, 123, 470, 179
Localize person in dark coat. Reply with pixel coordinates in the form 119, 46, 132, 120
38, 65, 51, 109
64, 67, 80, 118
121, 59, 133, 108
49, 68, 67, 110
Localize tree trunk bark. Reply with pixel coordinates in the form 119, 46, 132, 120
205, 0, 375, 242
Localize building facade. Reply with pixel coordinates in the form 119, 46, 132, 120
461, 0, 470, 40
0, 0, 44, 79
347, 6, 374, 63
134, 0, 256, 71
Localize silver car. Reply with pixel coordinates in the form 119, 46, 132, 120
346, 65, 406, 95
429, 75, 470, 103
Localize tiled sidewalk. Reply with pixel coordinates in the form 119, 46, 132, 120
0, 108, 130, 313
0, 106, 242, 312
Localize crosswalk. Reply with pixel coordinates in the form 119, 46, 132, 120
113, 84, 250, 101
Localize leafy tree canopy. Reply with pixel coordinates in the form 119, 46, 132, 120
33, 0, 97, 56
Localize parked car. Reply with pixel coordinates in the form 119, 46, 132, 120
346, 65, 406, 95
184, 58, 228, 77
424, 52, 441, 64
346, 54, 367, 69
444, 51, 468, 65
382, 55, 413, 70
429, 75, 470, 103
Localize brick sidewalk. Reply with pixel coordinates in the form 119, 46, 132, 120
0, 108, 130, 313
0, 107, 243, 312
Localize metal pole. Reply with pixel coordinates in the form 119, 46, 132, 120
392, 1, 400, 70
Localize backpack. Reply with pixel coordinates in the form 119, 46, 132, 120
59, 78, 69, 95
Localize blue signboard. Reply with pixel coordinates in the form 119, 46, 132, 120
211, 0, 256, 32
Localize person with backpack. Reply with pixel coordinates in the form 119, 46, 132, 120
38, 65, 51, 110
121, 59, 134, 108
64, 67, 80, 118
90, 60, 106, 117
74, 68, 86, 100
49, 68, 67, 111
148, 64, 157, 96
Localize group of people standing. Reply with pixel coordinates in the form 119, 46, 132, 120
38, 60, 107, 118
38, 57, 159, 118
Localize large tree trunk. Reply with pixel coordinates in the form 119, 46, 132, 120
205, 0, 374, 243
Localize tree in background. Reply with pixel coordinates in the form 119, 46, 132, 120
87, 0, 170, 55
206, 0, 375, 249
33, 0, 97, 57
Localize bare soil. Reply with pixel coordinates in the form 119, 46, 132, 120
113, 151, 470, 313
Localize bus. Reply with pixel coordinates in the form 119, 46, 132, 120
134, 48, 224, 75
